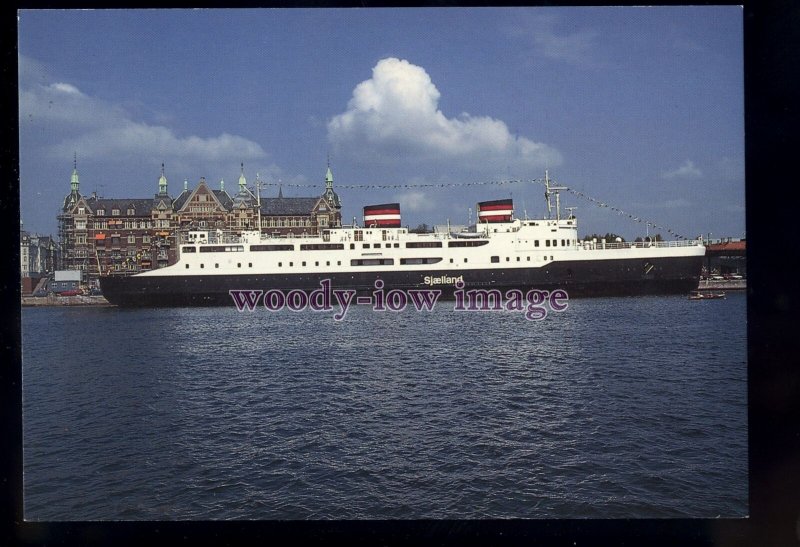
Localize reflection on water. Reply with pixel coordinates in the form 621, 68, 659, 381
23, 294, 747, 520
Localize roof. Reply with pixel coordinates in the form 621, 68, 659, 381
172, 189, 191, 211
63, 191, 81, 211
260, 197, 320, 216
212, 189, 233, 210
232, 189, 257, 208
86, 197, 155, 216
323, 188, 342, 209
153, 195, 174, 210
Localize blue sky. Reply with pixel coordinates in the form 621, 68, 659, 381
18, 7, 744, 241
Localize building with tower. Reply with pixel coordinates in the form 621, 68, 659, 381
259, 167, 342, 236
56, 160, 343, 286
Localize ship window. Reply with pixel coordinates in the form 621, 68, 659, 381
350, 243, 355, 249
374, 243, 381, 248
406, 241, 442, 248
491, 256, 500, 263
552, 240, 557, 246
351, 258, 395, 266
363, 244, 370, 249
399, 257, 443, 265
506, 257, 510, 262
527, 256, 531, 261
315, 261, 319, 266
248, 263, 252, 268
561, 239, 566, 246
448, 240, 488, 247
535, 240, 540, 247
185, 264, 189, 269
517, 257, 521, 261
183, 246, 197, 253
289, 262, 293, 267
302, 261, 306, 266
237, 263, 241, 268
300, 243, 345, 250
546, 240, 551, 247
215, 263, 219, 268
464, 258, 468, 263
199, 245, 244, 253
251, 244, 293, 251
337, 261, 341, 266
450, 258, 454, 263
200, 264, 204, 268
326, 261, 330, 266
278, 262, 282, 267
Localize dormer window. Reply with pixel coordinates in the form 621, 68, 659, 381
78, 207, 85, 215
97, 209, 105, 216
127, 208, 135, 216
112, 209, 120, 216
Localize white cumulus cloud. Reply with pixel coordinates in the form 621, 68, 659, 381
506, 13, 601, 67
19, 55, 268, 167
662, 159, 702, 179
327, 57, 561, 175
391, 189, 436, 213
49, 82, 83, 95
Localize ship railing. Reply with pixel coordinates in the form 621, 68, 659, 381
178, 230, 321, 245
583, 239, 703, 250
177, 230, 241, 245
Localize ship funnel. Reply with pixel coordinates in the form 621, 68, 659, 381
477, 198, 513, 223
363, 203, 401, 228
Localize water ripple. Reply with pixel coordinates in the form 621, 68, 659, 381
22, 294, 747, 520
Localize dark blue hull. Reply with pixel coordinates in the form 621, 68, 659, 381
99, 255, 703, 307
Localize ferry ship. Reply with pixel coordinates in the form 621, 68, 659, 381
100, 174, 705, 307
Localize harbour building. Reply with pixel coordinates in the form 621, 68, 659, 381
57, 161, 342, 286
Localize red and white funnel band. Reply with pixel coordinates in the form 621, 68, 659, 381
364, 203, 401, 227
477, 199, 513, 223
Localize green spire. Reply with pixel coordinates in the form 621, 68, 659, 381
322, 163, 340, 209
70, 153, 80, 193
238, 163, 247, 191
158, 163, 168, 195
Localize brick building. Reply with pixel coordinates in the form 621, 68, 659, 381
56, 162, 342, 285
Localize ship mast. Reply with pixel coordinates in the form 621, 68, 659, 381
255, 173, 262, 234
544, 170, 567, 221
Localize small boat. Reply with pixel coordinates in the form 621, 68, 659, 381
449, 231, 483, 239
56, 289, 83, 297
689, 290, 726, 300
